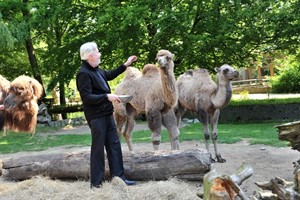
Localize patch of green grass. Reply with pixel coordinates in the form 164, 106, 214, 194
0, 122, 289, 154
131, 122, 289, 147
0, 128, 91, 154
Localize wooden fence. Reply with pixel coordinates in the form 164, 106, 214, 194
231, 79, 269, 87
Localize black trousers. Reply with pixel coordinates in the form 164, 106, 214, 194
88, 114, 125, 187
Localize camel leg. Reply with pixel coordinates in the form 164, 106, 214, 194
197, 109, 213, 161
162, 110, 180, 150
123, 115, 135, 151
123, 104, 138, 151
174, 102, 186, 126
210, 109, 226, 163
113, 103, 127, 139
146, 110, 162, 150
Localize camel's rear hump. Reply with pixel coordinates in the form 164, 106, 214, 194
123, 67, 142, 80
142, 64, 159, 77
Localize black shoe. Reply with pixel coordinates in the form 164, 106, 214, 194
91, 183, 102, 189
123, 179, 136, 186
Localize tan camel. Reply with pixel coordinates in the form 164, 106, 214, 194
175, 64, 239, 162
113, 50, 179, 151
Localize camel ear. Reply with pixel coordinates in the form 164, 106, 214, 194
214, 67, 220, 73
30, 80, 43, 99
167, 53, 174, 60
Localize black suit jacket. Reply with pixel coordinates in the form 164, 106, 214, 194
76, 60, 126, 121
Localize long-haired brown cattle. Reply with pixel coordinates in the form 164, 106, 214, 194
0, 75, 43, 133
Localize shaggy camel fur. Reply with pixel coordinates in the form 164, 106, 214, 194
113, 50, 179, 151
0, 75, 11, 129
175, 64, 239, 162
0, 75, 43, 133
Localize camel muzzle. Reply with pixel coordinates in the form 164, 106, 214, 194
3, 93, 21, 110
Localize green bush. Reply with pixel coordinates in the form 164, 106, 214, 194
271, 63, 300, 93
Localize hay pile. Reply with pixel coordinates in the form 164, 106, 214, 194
0, 176, 199, 200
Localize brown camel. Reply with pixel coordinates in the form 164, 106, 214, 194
175, 64, 239, 162
113, 49, 179, 151
0, 75, 11, 131
0, 75, 43, 133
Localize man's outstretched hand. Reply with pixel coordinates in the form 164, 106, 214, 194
124, 55, 138, 67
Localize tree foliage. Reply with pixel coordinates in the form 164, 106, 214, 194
271, 53, 300, 93
0, 0, 299, 103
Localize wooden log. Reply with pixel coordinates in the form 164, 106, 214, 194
253, 191, 277, 200
0, 149, 211, 181
274, 120, 300, 152
0, 159, 2, 176
1, 151, 90, 181
202, 162, 253, 200
254, 169, 300, 200
255, 177, 298, 200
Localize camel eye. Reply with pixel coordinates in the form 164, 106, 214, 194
12, 87, 18, 94
13, 88, 25, 95
223, 68, 229, 73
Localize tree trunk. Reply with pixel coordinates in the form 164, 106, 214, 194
22, 0, 46, 100
59, 80, 67, 119
0, 149, 211, 181
201, 162, 253, 200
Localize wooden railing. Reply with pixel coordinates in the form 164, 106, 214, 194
42, 97, 83, 114
231, 79, 270, 87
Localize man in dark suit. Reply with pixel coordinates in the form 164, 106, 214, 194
76, 42, 137, 188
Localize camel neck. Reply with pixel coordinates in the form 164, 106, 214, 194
212, 79, 232, 109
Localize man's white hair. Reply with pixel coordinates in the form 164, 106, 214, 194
80, 42, 98, 60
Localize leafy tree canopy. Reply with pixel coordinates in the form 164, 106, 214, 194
0, 0, 299, 97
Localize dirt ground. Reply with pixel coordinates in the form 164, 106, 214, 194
132, 140, 300, 197
1, 123, 299, 199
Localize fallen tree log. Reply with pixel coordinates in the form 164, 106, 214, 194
0, 149, 211, 181
255, 177, 299, 200
255, 172, 300, 200
199, 162, 253, 200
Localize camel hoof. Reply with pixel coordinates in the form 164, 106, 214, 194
216, 155, 226, 163
210, 155, 216, 163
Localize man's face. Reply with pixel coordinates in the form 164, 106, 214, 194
90, 48, 101, 67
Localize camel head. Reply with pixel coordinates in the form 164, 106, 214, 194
156, 50, 174, 68
4, 76, 43, 110
214, 64, 239, 81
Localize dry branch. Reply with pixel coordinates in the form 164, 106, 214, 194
260, 121, 300, 199
0, 149, 211, 181
255, 177, 298, 200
